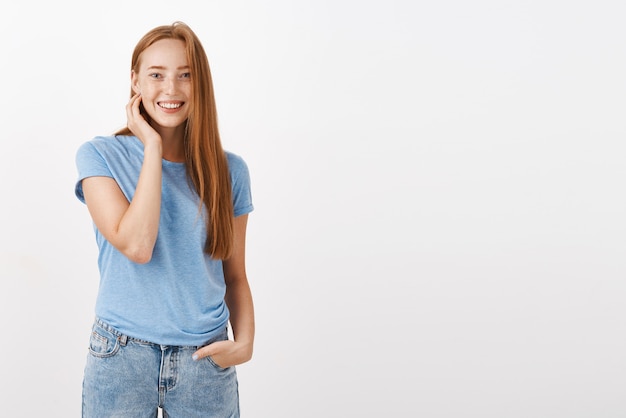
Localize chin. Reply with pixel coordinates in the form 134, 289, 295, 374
154, 118, 187, 129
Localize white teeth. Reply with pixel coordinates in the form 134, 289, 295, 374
159, 102, 182, 109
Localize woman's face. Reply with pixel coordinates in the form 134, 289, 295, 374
132, 38, 191, 131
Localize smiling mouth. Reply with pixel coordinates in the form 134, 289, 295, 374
158, 102, 183, 109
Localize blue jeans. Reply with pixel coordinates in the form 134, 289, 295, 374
82, 318, 239, 418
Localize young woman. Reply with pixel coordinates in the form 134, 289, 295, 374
75, 22, 254, 417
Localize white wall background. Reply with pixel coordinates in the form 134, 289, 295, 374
1, 0, 625, 416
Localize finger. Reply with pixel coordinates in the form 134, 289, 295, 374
192, 340, 229, 361
130, 94, 142, 116
192, 345, 213, 361
126, 94, 139, 119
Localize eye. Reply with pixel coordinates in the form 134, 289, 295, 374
149, 73, 162, 79
180, 72, 191, 79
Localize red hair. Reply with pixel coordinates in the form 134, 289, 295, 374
116, 22, 234, 259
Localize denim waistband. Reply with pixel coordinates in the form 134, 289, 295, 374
94, 317, 146, 346
93, 317, 227, 348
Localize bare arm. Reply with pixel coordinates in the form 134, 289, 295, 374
193, 214, 255, 366
82, 93, 163, 264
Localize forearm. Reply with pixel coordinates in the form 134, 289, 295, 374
225, 278, 255, 356
116, 141, 163, 263
191, 214, 253, 366
191, 277, 255, 366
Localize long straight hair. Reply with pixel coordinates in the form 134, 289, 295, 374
115, 22, 234, 259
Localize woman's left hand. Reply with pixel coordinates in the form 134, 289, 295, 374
192, 339, 253, 368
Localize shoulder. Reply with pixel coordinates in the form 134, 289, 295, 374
77, 135, 141, 162
225, 150, 250, 176
225, 150, 247, 166
80, 135, 137, 152
76, 136, 110, 164
224, 150, 254, 213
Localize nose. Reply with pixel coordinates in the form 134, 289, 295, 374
164, 78, 177, 95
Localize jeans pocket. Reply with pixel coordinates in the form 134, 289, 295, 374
88, 326, 121, 358
206, 355, 229, 371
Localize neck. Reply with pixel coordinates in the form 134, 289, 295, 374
157, 124, 186, 163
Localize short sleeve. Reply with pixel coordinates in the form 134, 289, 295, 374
74, 141, 113, 203
228, 153, 254, 217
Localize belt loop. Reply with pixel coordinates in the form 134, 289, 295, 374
118, 334, 128, 346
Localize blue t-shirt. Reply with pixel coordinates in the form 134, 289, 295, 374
75, 135, 253, 346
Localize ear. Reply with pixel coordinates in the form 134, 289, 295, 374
131, 71, 141, 94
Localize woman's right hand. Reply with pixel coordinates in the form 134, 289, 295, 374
83, 93, 164, 264
126, 93, 161, 146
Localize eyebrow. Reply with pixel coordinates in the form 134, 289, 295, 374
146, 65, 190, 71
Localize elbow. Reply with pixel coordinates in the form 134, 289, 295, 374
124, 246, 154, 264
108, 229, 158, 264
240, 341, 254, 364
